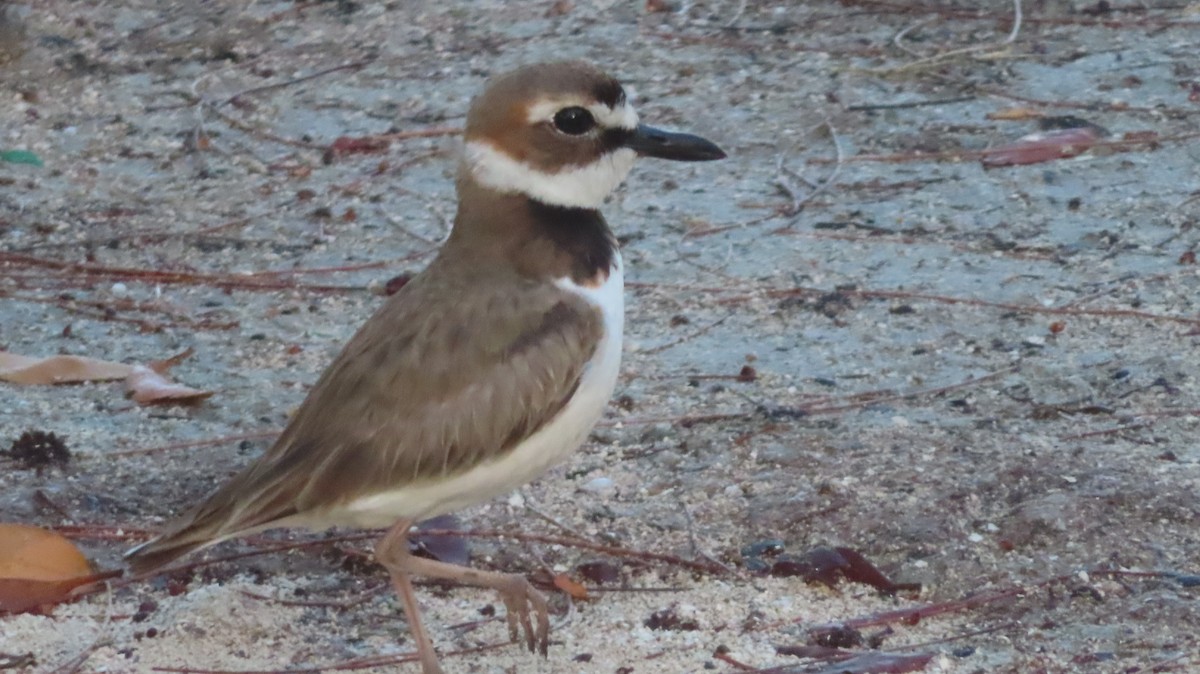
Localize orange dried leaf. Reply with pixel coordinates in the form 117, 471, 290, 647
546, 0, 573, 16
552, 573, 590, 600
0, 351, 133, 384
329, 135, 390, 155
0, 577, 95, 614
1122, 130, 1160, 143
125, 365, 213, 405
0, 523, 90, 580
148, 347, 195, 374
981, 127, 1101, 168
0, 523, 100, 614
986, 107, 1043, 121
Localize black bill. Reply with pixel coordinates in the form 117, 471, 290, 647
622, 124, 726, 161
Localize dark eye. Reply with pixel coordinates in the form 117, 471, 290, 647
552, 107, 595, 135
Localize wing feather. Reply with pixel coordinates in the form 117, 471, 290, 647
126, 269, 603, 573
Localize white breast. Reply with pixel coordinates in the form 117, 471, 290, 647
338, 255, 625, 526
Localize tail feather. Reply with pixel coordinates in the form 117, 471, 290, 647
124, 443, 309, 576
125, 494, 301, 576
124, 536, 208, 576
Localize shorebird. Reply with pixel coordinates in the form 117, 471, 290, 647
126, 60, 725, 673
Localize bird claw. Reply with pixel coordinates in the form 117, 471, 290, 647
496, 574, 550, 656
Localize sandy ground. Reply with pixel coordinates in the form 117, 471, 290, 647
2, 1, 1199, 672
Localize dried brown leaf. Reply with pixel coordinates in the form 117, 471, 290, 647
125, 365, 213, 405
0, 523, 111, 614
411, 515, 470, 565
328, 135, 390, 156
0, 351, 132, 384
552, 573, 590, 600
575, 560, 621, 585
0, 523, 90, 581
0, 577, 88, 614
148, 347, 196, 374
546, 0, 573, 17
986, 107, 1043, 121
981, 127, 1101, 168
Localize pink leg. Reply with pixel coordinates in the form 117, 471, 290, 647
375, 520, 551, 658
376, 520, 444, 674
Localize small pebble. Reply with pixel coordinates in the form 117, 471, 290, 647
580, 476, 614, 493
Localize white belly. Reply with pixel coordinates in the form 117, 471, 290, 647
337, 256, 625, 526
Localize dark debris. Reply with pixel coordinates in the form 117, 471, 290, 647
3, 430, 71, 473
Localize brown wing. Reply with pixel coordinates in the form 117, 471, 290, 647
126, 267, 602, 573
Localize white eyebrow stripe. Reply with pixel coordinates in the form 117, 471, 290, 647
525, 98, 640, 131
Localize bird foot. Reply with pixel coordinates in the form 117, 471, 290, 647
495, 573, 550, 656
